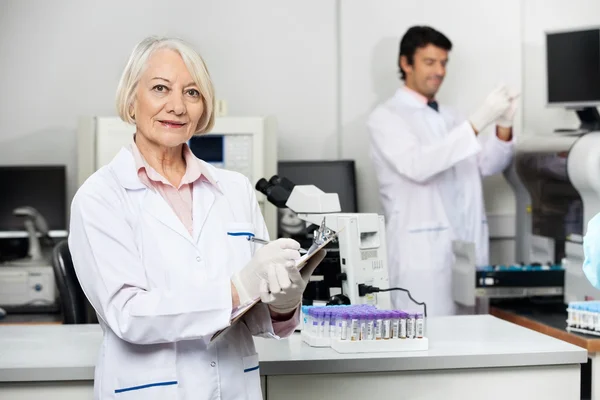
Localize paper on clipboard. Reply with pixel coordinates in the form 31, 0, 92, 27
210, 230, 341, 343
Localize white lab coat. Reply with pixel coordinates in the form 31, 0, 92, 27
367, 88, 513, 316
69, 147, 281, 400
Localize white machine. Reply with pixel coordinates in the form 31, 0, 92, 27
77, 115, 278, 237
0, 207, 57, 310
256, 176, 392, 309
0, 266, 56, 310
452, 133, 600, 311
505, 133, 600, 303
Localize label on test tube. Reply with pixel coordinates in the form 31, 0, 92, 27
375, 315, 383, 340
360, 315, 368, 341
383, 314, 391, 340
322, 312, 329, 338
407, 314, 415, 338
341, 318, 348, 340
416, 315, 424, 338
351, 314, 360, 341
391, 312, 400, 339
400, 315, 407, 339
312, 311, 320, 336
330, 313, 337, 338
367, 318, 375, 340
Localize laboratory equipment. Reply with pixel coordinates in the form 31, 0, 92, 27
0, 265, 57, 311
273, 161, 359, 304
0, 166, 64, 311
546, 27, 600, 131
0, 207, 58, 311
13, 206, 51, 263
77, 116, 278, 237
454, 130, 600, 311
255, 175, 394, 310
510, 134, 600, 303
300, 305, 428, 353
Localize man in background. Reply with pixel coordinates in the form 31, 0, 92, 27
367, 26, 518, 316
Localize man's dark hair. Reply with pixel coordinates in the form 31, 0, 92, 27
398, 26, 452, 80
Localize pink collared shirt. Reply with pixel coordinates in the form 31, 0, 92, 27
130, 140, 299, 336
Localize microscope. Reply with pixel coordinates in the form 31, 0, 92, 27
255, 175, 392, 309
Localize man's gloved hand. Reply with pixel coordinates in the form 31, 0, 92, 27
231, 238, 302, 306
496, 87, 520, 128
469, 85, 512, 133
263, 249, 327, 314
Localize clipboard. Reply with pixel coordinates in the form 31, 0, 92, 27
210, 230, 341, 343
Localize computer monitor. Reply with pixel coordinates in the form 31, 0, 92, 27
0, 166, 67, 236
276, 160, 358, 238
547, 28, 600, 106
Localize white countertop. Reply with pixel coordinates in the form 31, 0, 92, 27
0, 315, 587, 382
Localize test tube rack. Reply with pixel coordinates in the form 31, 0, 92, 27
566, 301, 600, 336
301, 331, 332, 348
301, 330, 429, 353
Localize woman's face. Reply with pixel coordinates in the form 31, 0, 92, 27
132, 48, 204, 148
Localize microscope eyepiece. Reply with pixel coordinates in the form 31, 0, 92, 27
255, 178, 272, 195
255, 177, 292, 208
268, 175, 296, 191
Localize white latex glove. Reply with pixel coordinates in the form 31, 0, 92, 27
469, 85, 512, 133
496, 88, 520, 128
231, 238, 301, 306
263, 249, 327, 314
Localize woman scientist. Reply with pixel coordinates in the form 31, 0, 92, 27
68, 36, 325, 400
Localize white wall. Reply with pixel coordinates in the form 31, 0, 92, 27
522, 0, 600, 137
0, 0, 338, 202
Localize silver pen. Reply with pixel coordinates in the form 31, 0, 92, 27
247, 236, 308, 254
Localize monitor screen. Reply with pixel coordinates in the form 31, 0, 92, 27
0, 166, 67, 232
547, 28, 600, 104
276, 160, 358, 238
188, 135, 224, 163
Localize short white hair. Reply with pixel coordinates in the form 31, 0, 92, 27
116, 36, 215, 134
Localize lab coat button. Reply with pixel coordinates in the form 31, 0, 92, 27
196, 256, 201, 262
210, 361, 216, 367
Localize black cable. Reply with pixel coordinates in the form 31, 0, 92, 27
378, 287, 427, 318
358, 284, 427, 317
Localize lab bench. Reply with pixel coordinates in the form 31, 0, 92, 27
491, 304, 600, 400
0, 315, 587, 400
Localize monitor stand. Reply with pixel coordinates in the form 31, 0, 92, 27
555, 107, 600, 134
